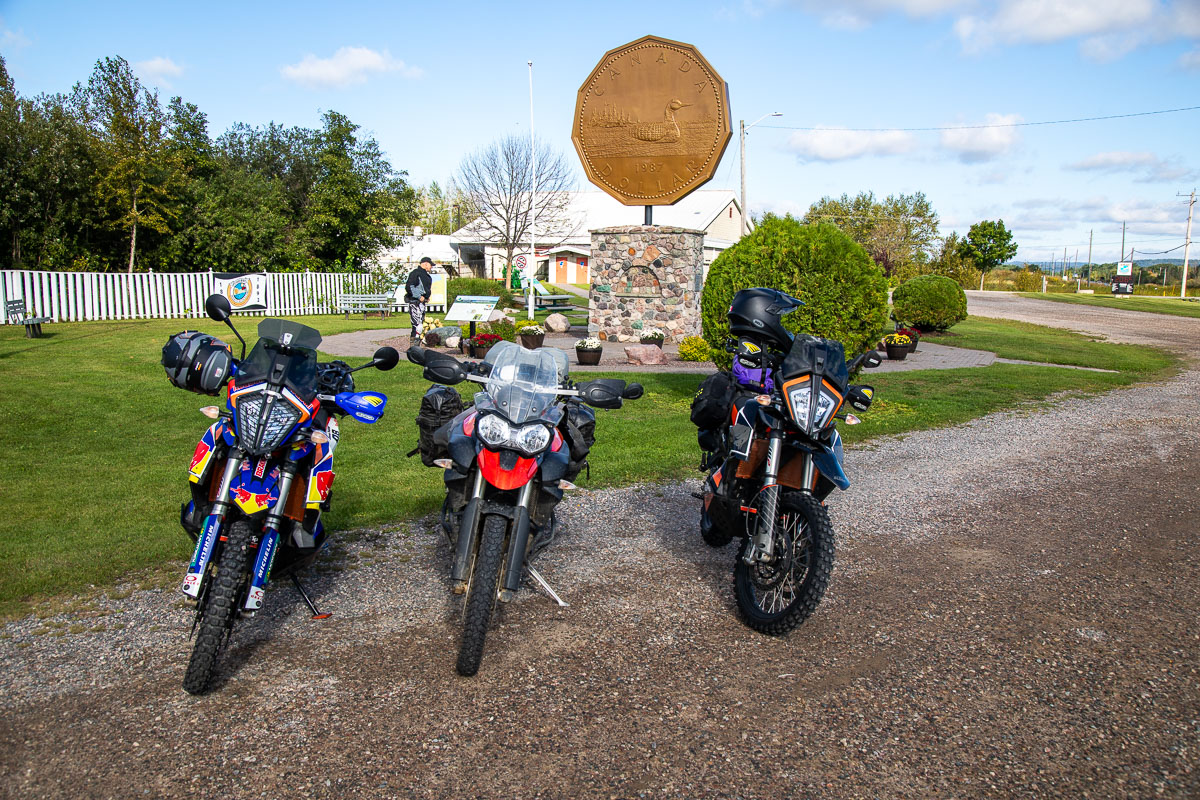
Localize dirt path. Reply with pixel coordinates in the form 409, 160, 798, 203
2, 296, 1199, 798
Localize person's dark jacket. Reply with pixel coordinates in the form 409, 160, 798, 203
406, 267, 432, 303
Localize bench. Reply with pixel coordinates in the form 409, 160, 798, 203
6, 299, 51, 338
336, 294, 393, 319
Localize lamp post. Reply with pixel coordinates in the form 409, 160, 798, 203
740, 112, 781, 237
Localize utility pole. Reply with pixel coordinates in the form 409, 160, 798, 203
739, 112, 782, 238
1121, 220, 1127, 262
527, 60, 537, 320
1181, 190, 1195, 300
1087, 229, 1093, 285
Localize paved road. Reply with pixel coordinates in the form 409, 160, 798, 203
2, 295, 1199, 798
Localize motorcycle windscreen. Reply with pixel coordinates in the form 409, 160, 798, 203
483, 342, 563, 423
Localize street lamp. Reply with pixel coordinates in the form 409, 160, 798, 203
740, 112, 782, 237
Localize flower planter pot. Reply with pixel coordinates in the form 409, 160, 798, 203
640, 339, 664, 349
518, 333, 545, 349
470, 345, 493, 360
576, 348, 602, 366
885, 344, 908, 361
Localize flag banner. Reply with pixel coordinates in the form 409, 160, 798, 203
214, 272, 269, 312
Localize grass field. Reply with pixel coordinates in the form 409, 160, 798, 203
0, 313, 1178, 618
1014, 293, 1200, 319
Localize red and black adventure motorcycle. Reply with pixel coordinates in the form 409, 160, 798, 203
406, 341, 642, 675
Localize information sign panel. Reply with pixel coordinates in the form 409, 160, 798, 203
444, 295, 498, 323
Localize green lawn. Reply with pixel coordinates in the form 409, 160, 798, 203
924, 317, 1177, 374
0, 313, 1178, 618
1015, 293, 1200, 319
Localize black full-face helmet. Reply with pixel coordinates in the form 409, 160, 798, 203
727, 287, 804, 353
162, 331, 233, 395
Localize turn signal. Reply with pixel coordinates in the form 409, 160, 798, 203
754, 394, 771, 406
309, 430, 330, 444
434, 459, 454, 469
558, 480, 578, 490
844, 414, 861, 425
200, 406, 220, 419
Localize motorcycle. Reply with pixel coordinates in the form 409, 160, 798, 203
406, 341, 642, 676
692, 287, 881, 634
164, 294, 399, 694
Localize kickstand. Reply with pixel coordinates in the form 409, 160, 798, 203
526, 565, 569, 608
291, 574, 332, 620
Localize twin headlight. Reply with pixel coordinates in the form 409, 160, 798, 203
477, 413, 552, 456
785, 381, 840, 435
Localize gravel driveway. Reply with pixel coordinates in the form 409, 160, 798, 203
2, 294, 1198, 798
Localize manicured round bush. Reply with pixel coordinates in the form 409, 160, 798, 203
892, 274, 968, 331
677, 335, 712, 362
700, 215, 888, 368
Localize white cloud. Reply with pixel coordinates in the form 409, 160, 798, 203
1180, 47, 1200, 69
1, 17, 31, 52
939, 113, 1022, 162
134, 57, 183, 88
281, 46, 422, 89
1066, 150, 1194, 182
785, 128, 917, 161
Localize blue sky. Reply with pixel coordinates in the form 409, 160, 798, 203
2, 0, 1197, 264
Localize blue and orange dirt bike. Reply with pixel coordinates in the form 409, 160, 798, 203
163, 294, 399, 694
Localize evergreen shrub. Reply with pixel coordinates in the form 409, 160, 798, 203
892, 274, 968, 331
700, 215, 889, 368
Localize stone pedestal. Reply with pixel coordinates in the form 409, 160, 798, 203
588, 225, 704, 344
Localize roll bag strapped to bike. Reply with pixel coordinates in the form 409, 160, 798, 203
411, 384, 468, 466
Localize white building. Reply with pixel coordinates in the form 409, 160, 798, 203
449, 189, 746, 283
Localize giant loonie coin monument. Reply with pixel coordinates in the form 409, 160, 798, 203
573, 35, 732, 345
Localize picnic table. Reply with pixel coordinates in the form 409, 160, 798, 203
533, 294, 579, 313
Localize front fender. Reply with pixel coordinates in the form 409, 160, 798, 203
812, 429, 849, 491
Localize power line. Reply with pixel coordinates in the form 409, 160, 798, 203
760, 105, 1200, 133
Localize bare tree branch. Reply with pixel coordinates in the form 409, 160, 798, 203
455, 134, 577, 286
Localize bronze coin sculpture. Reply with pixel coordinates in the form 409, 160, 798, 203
572, 35, 732, 207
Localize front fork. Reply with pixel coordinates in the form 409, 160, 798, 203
242, 462, 298, 613
183, 450, 245, 599
449, 466, 536, 600
742, 433, 813, 565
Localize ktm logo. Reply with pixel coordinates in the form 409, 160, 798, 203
741, 342, 761, 354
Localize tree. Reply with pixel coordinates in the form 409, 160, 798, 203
301, 110, 415, 271
78, 56, 175, 272
803, 191, 939, 280
930, 232, 982, 289
958, 219, 1017, 272
454, 134, 576, 289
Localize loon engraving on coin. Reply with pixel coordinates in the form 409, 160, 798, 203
572, 35, 732, 207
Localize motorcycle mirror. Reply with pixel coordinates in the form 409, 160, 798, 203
373, 346, 400, 371
622, 382, 644, 400
579, 378, 625, 409
406, 345, 427, 366
205, 294, 231, 323
862, 351, 882, 369
204, 293, 244, 359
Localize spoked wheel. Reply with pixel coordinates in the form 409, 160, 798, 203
456, 514, 507, 676
734, 491, 834, 636
183, 518, 252, 694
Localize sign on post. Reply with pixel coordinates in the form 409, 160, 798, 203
444, 295, 499, 323
1117, 262, 1133, 276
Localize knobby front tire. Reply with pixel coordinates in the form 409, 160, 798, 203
734, 491, 834, 636
183, 518, 252, 694
456, 513, 507, 677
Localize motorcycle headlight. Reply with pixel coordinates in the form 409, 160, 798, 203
477, 413, 512, 448
476, 413, 552, 456
785, 382, 840, 434
236, 392, 301, 454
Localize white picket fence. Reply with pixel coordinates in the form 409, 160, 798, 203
1, 269, 373, 323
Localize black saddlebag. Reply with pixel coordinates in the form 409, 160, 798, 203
690, 370, 735, 430
414, 384, 466, 467
561, 402, 596, 481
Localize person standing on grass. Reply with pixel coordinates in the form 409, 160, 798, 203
406, 257, 433, 340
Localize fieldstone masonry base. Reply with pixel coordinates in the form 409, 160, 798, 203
588, 225, 704, 344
